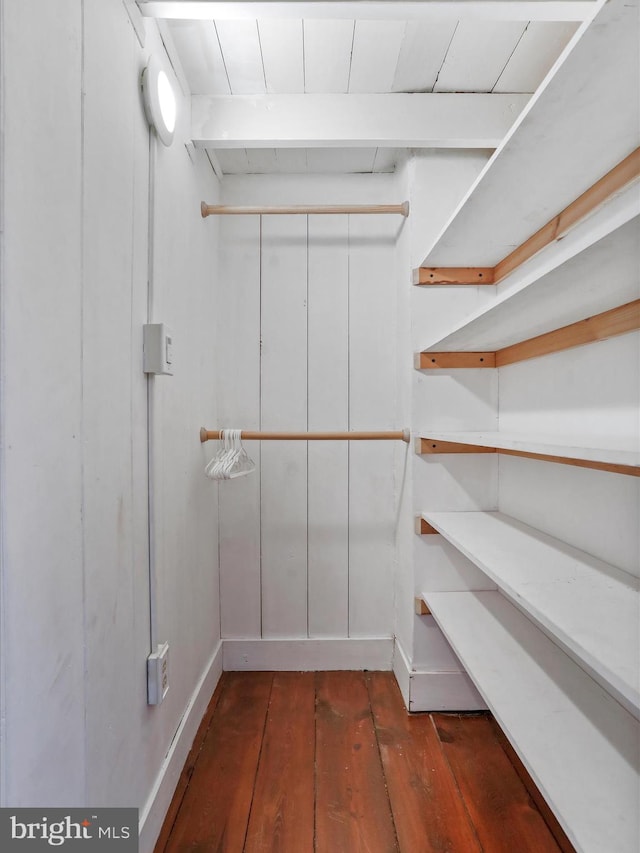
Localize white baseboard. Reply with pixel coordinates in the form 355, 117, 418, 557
393, 639, 487, 713
392, 638, 412, 708
223, 637, 394, 671
139, 640, 224, 853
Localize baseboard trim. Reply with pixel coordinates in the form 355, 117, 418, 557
408, 670, 487, 713
392, 638, 412, 709
223, 637, 394, 671
393, 640, 486, 713
139, 640, 224, 853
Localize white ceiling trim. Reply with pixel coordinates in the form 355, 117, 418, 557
191, 92, 531, 148
137, 1, 597, 22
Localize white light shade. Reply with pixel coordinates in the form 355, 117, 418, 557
142, 56, 177, 146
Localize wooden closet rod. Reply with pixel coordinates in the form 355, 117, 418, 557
200, 428, 411, 443
201, 201, 410, 218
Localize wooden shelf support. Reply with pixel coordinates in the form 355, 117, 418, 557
412, 267, 495, 285
415, 515, 439, 535
415, 352, 495, 369
417, 438, 496, 455
417, 437, 640, 478
416, 299, 640, 369
414, 147, 640, 287
414, 597, 431, 616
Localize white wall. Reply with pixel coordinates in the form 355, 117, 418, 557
401, 153, 495, 681
1, 2, 221, 848
215, 174, 402, 653
498, 333, 640, 579
405, 150, 640, 709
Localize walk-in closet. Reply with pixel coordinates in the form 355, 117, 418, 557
1, 1, 638, 851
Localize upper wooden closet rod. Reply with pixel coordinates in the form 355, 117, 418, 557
200, 428, 411, 443
201, 201, 410, 218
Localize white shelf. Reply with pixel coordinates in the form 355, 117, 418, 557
420, 430, 640, 471
422, 590, 640, 853
421, 510, 640, 718
421, 0, 639, 267
419, 217, 640, 353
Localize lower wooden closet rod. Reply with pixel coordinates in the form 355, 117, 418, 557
201, 201, 410, 218
200, 428, 410, 443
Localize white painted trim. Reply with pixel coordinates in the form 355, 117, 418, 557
138, 641, 224, 853
408, 670, 487, 713
123, 0, 146, 46
205, 149, 224, 181
392, 637, 487, 712
137, 1, 596, 23
191, 93, 531, 150
157, 19, 190, 98
392, 637, 412, 710
223, 637, 394, 671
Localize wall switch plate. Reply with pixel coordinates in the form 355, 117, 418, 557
143, 323, 174, 375
147, 642, 170, 705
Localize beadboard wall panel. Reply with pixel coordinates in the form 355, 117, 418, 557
217, 174, 400, 642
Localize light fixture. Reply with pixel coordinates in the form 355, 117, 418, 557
142, 56, 177, 146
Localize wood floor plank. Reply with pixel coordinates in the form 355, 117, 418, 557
366, 672, 483, 853
315, 671, 399, 853
244, 672, 316, 852
432, 713, 565, 853
489, 717, 576, 853
154, 676, 226, 853
163, 671, 273, 853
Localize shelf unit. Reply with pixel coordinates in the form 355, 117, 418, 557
418, 510, 640, 718
415, 217, 640, 354
410, 0, 640, 847
416, 431, 640, 477
417, 0, 638, 271
416, 299, 640, 369
420, 590, 640, 853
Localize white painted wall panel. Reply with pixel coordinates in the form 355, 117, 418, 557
151, 129, 221, 735
348, 215, 397, 637
216, 148, 251, 173
246, 148, 279, 172
260, 215, 309, 637
499, 457, 640, 579
82, 0, 148, 805
2, 1, 222, 836
218, 174, 401, 644
1, 0, 85, 806
392, 21, 457, 92
434, 21, 527, 92
217, 216, 262, 638
493, 21, 578, 93
215, 19, 266, 94
348, 20, 406, 93
259, 19, 304, 93
305, 148, 377, 173
167, 21, 231, 94
303, 19, 355, 93
498, 333, 640, 440
274, 148, 309, 173
307, 216, 350, 637
406, 151, 497, 694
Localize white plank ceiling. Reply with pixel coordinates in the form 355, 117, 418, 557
164, 14, 579, 173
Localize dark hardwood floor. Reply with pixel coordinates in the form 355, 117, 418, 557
155, 671, 573, 853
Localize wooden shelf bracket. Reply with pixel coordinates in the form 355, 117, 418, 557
414, 147, 640, 287
415, 299, 640, 369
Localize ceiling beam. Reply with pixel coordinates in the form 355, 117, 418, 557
191, 93, 531, 149
137, 1, 597, 21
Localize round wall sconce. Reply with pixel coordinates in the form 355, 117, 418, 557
142, 56, 177, 147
